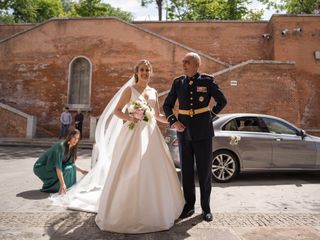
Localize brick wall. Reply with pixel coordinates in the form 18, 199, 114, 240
0, 24, 34, 41
0, 18, 227, 137
270, 16, 320, 75
215, 61, 299, 126
0, 16, 319, 137
269, 16, 320, 129
0, 108, 27, 138
135, 21, 271, 64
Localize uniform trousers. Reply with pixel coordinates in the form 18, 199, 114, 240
179, 138, 213, 213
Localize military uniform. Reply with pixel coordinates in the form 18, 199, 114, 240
163, 72, 227, 214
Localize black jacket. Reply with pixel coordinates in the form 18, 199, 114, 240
163, 73, 227, 141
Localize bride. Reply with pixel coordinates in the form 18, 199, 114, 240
51, 60, 184, 233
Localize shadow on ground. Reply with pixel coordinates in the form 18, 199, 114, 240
45, 212, 203, 240
16, 190, 49, 200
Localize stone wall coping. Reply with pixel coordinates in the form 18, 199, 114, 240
0, 17, 231, 68
134, 20, 269, 24
267, 14, 320, 27
0, 23, 35, 26
0, 103, 37, 138
213, 59, 296, 77
0, 103, 32, 119
270, 14, 320, 19
134, 14, 320, 24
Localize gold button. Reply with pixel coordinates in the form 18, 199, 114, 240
190, 91, 193, 94
190, 97, 193, 100
189, 80, 193, 85
190, 103, 193, 106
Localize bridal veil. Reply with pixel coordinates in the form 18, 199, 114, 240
50, 76, 135, 212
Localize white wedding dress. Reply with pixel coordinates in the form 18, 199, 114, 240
95, 86, 184, 233
49, 77, 184, 234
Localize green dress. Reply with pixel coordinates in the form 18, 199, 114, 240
33, 141, 77, 193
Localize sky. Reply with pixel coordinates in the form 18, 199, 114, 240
103, 0, 278, 21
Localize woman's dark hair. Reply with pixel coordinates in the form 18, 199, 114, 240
133, 60, 153, 83
63, 129, 80, 162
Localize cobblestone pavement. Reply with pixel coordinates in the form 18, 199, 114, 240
1, 212, 320, 240
1, 146, 320, 240
2, 212, 320, 228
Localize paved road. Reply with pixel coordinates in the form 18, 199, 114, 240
1, 146, 320, 239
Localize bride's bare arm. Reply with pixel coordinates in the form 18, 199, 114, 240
113, 87, 138, 123
154, 91, 168, 124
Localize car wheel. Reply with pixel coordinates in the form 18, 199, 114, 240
212, 150, 239, 183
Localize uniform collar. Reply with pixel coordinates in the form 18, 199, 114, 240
186, 72, 200, 81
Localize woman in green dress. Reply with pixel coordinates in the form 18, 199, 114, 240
33, 129, 88, 194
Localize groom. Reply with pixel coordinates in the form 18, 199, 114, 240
163, 52, 227, 222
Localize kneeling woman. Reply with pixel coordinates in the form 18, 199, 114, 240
33, 129, 88, 194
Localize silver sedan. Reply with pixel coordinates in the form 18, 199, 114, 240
165, 113, 320, 183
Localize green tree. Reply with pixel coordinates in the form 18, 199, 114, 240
244, 9, 264, 20
258, 0, 320, 14
0, 12, 15, 23
0, 0, 11, 10
0, 0, 133, 23
8, 0, 37, 22
141, 0, 164, 20
61, 0, 75, 14
0, 1, 14, 23
167, 0, 262, 20
0, 0, 64, 23
73, 0, 133, 21
35, 0, 64, 22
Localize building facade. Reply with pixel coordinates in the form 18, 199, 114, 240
0, 15, 319, 138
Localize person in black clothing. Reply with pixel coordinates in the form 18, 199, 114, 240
163, 52, 227, 222
75, 109, 84, 139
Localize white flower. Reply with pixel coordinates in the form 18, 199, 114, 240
145, 109, 154, 122
127, 100, 154, 129
230, 135, 241, 146
128, 104, 136, 113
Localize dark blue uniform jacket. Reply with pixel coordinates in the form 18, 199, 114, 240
163, 73, 227, 141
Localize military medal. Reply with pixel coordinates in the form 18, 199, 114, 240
199, 96, 204, 102
197, 86, 207, 92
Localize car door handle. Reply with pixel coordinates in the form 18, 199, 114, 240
274, 138, 282, 141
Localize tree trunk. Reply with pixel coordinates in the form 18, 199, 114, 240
157, 0, 162, 21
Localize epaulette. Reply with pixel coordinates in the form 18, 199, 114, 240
173, 75, 185, 81
201, 73, 214, 80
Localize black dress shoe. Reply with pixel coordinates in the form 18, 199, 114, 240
179, 207, 195, 219
203, 212, 213, 222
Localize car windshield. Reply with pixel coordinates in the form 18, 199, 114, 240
261, 117, 298, 135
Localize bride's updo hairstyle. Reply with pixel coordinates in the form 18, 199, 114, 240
134, 60, 153, 83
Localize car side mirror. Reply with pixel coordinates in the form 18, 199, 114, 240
299, 129, 306, 139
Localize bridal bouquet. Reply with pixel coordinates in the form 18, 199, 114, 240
127, 100, 153, 129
